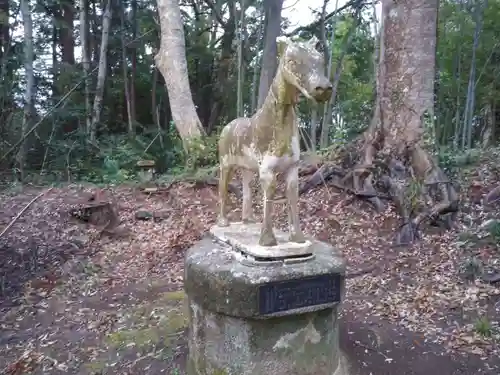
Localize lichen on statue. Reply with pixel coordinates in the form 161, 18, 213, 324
217, 35, 333, 247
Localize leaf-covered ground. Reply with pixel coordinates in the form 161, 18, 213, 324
1, 150, 500, 374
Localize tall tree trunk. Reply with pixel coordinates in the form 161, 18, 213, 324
89, 0, 112, 144
90, 0, 100, 67
207, 1, 236, 133
371, 0, 380, 92
320, 9, 360, 149
256, 0, 284, 109
151, 64, 164, 150
51, 7, 59, 100
61, 0, 75, 65
310, 108, 318, 151
79, 0, 91, 134
481, 102, 494, 148
462, 0, 486, 150
0, 0, 11, 130
155, 0, 205, 151
315, 0, 333, 151
0, 0, 8, 60
250, 9, 264, 113
236, 0, 246, 117
130, 0, 137, 125
452, 0, 465, 148
120, 0, 134, 137
0, 0, 9, 80
323, 0, 458, 246
19, 0, 35, 180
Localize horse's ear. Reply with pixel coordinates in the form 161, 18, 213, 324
276, 36, 289, 58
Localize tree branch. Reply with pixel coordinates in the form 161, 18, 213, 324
285, 0, 367, 37
203, 0, 226, 27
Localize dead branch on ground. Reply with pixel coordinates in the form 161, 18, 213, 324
0, 187, 54, 239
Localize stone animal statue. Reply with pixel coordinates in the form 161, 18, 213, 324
217, 35, 333, 247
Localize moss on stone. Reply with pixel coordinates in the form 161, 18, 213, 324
106, 327, 161, 350
106, 303, 188, 351
188, 356, 231, 375
161, 308, 189, 346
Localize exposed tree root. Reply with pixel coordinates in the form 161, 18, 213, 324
484, 184, 500, 205
298, 139, 459, 246
298, 163, 388, 211
194, 176, 241, 198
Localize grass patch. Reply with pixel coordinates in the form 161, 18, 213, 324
474, 316, 494, 337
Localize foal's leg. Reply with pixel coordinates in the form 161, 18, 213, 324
258, 166, 277, 246
217, 164, 234, 227
242, 169, 256, 223
285, 166, 306, 243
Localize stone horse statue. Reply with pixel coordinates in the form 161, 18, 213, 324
217, 35, 333, 247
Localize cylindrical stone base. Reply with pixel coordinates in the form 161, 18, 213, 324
184, 230, 346, 375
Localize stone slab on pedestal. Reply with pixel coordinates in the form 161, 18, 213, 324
210, 222, 313, 260
184, 224, 347, 375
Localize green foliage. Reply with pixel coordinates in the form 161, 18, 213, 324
405, 178, 424, 213
438, 147, 481, 172
459, 256, 483, 282
474, 316, 493, 337
183, 133, 219, 172
298, 14, 375, 148
6, 0, 500, 184
486, 220, 500, 244
436, 0, 500, 148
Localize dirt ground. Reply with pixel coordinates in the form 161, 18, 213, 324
0, 153, 500, 374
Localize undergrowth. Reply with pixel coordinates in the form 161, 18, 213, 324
0, 124, 222, 188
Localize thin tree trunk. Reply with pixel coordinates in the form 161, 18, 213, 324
151, 65, 164, 149
0, 0, 9, 61
320, 9, 360, 149
155, 0, 205, 151
316, 0, 334, 150
130, 0, 137, 124
89, 0, 112, 144
120, 1, 134, 137
452, 1, 465, 148
60, 0, 75, 65
481, 102, 494, 148
90, 0, 99, 67
207, 1, 236, 133
0, 0, 11, 122
51, 15, 58, 102
19, 0, 35, 180
371, 0, 380, 92
462, 0, 486, 150
79, 0, 91, 135
257, 0, 284, 109
250, 9, 264, 113
236, 0, 246, 117
310, 108, 318, 151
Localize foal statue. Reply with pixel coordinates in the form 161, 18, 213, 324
217, 35, 333, 247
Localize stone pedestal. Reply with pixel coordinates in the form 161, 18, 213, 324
184, 222, 347, 375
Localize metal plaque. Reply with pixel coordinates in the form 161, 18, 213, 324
258, 273, 342, 315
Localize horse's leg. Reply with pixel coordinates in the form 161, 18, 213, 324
217, 164, 234, 227
242, 169, 256, 223
285, 165, 306, 243
258, 165, 277, 246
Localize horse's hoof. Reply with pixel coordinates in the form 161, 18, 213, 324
259, 230, 278, 247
